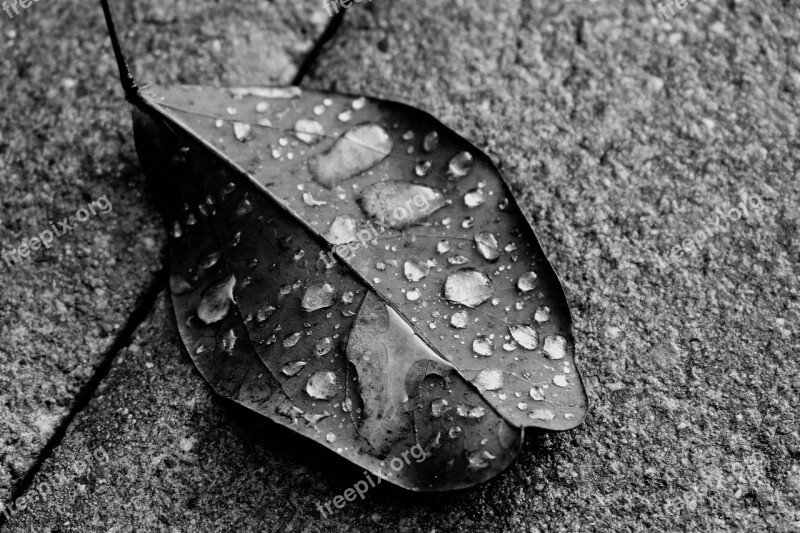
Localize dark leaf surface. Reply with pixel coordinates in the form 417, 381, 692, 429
133, 105, 524, 490
138, 85, 588, 431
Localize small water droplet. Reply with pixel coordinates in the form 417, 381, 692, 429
341, 291, 355, 304
543, 335, 567, 360
462, 217, 475, 229
553, 375, 568, 387
450, 310, 469, 328
406, 288, 421, 301
534, 305, 551, 323
172, 221, 183, 239
509, 324, 539, 350
281, 360, 307, 376
431, 398, 450, 417
475, 232, 500, 261
255, 306, 276, 324
448, 255, 469, 265
338, 110, 353, 122
306, 370, 338, 400
351, 97, 366, 110
473, 369, 504, 391
467, 450, 495, 469
375, 261, 386, 271
324, 215, 358, 244
222, 329, 238, 353
233, 122, 252, 142
283, 332, 302, 348
517, 271, 538, 292
226, 106, 237, 116
326, 432, 336, 443
503, 341, 517, 351
294, 119, 325, 144
464, 188, 486, 208
436, 240, 451, 254
444, 269, 494, 308
302, 283, 337, 312
422, 131, 439, 153
314, 337, 333, 357
302, 192, 327, 207
447, 151, 473, 178
517, 402, 528, 411
255, 101, 269, 113
415, 160, 432, 177
198, 251, 220, 269
529, 386, 545, 401
472, 336, 494, 357
404, 258, 430, 282
235, 196, 253, 217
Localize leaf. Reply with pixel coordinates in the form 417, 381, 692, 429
135, 85, 588, 431
133, 108, 524, 491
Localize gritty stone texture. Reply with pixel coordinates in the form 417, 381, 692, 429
3, 0, 800, 531
0, 0, 327, 502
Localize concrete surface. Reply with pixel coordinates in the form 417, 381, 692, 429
1, 0, 799, 531
0, 0, 327, 505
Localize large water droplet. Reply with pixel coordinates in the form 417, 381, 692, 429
283, 332, 302, 348
436, 240, 451, 254
358, 181, 446, 229
543, 335, 567, 360
314, 337, 333, 356
302, 283, 337, 312
306, 370, 338, 400
474, 232, 500, 262
528, 405, 556, 421
294, 119, 325, 144
517, 271, 538, 292
473, 369, 504, 391
444, 268, 494, 308
404, 258, 431, 282
450, 310, 469, 328
309, 124, 393, 188
508, 324, 539, 350
472, 336, 494, 357
281, 360, 307, 377
467, 450, 496, 469
529, 386, 545, 401
324, 215, 358, 244
447, 151, 473, 178
464, 188, 486, 208
196, 276, 236, 325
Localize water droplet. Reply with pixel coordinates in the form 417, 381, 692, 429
226, 106, 237, 116
302, 283, 337, 312
473, 369, 504, 391
314, 337, 333, 356
553, 375, 568, 387
186, 213, 197, 226
233, 122, 252, 142
358, 181, 446, 229
306, 370, 338, 400
529, 386, 545, 401
222, 329, 237, 353
342, 397, 353, 412
467, 450, 495, 469
283, 332, 302, 348
448, 255, 469, 265
341, 291, 355, 304
517, 271, 538, 292
535, 305, 550, 323
422, 131, 439, 153
406, 288, 421, 301
472, 336, 494, 357
448, 426, 463, 439
196, 276, 236, 325
447, 151, 473, 178
375, 261, 386, 271
294, 119, 325, 144
324, 215, 358, 244
255, 101, 269, 113
450, 310, 469, 329
503, 341, 517, 351
326, 432, 336, 443
517, 402, 528, 411
528, 405, 556, 421
437, 240, 451, 254
281, 360, 307, 376
172, 221, 183, 239
309, 124, 393, 188
302, 192, 327, 207
255, 306, 276, 324
444, 268, 494, 308
456, 404, 487, 419
509, 324, 539, 350
430, 398, 450, 417
351, 97, 366, 110
461, 217, 475, 229
415, 160, 432, 177
474, 232, 500, 261
404, 258, 430, 282
464, 188, 486, 208
313, 105, 325, 116
169, 275, 192, 295
235, 196, 253, 217
338, 110, 353, 122
543, 335, 567, 360
198, 251, 220, 269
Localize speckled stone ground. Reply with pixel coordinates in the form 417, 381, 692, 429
0, 0, 326, 507
2, 0, 799, 531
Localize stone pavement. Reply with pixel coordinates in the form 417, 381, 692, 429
1, 0, 798, 531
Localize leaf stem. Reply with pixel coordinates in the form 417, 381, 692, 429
99, 0, 139, 101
